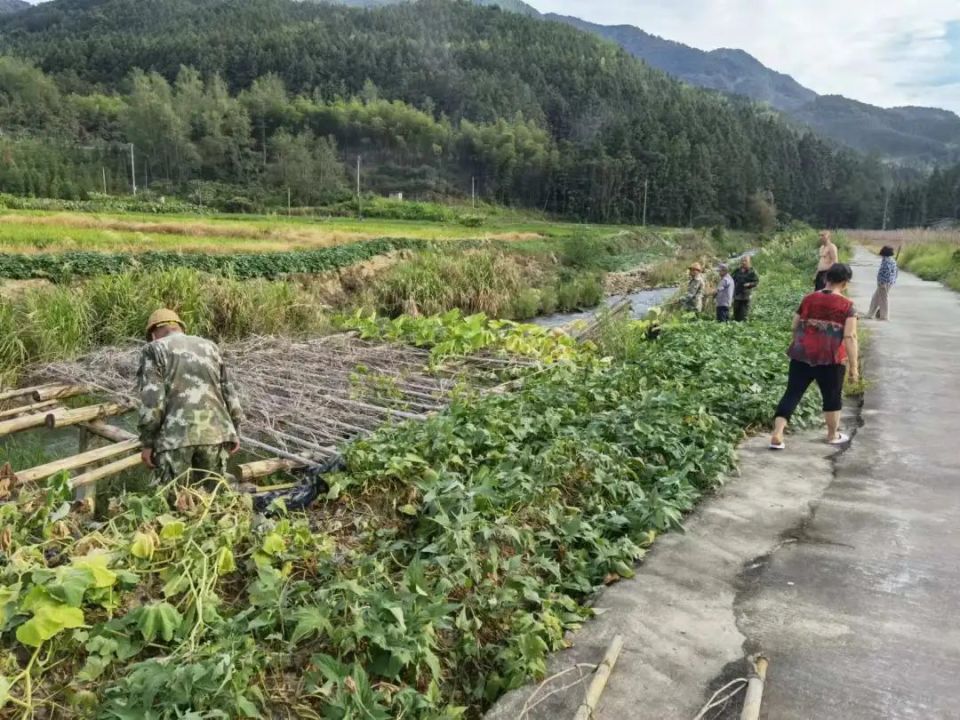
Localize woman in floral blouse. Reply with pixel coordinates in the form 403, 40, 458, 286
866, 246, 898, 321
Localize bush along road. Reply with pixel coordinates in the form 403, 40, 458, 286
0, 228, 823, 718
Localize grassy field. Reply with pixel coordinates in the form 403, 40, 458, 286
846, 228, 960, 291
0, 208, 652, 254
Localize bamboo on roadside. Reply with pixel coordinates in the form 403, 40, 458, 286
16, 439, 141, 484
32, 384, 90, 402
44, 403, 132, 431
739, 656, 769, 720
572, 635, 625, 720
0, 399, 59, 420
70, 454, 143, 489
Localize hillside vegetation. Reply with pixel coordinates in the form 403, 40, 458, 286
0, 0, 889, 227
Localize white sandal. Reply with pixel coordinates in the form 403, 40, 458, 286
827, 433, 850, 445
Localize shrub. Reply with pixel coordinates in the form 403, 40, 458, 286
509, 288, 542, 320
458, 214, 485, 228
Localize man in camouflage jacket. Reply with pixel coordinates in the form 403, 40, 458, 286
137, 309, 244, 486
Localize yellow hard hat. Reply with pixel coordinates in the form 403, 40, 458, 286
145, 308, 185, 339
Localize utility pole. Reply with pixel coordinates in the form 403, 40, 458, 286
287, 187, 292, 216
129, 143, 137, 196
356, 155, 362, 219
471, 176, 476, 209
101, 167, 107, 195
882, 186, 890, 231
642, 178, 649, 227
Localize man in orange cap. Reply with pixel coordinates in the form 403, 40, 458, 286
138, 309, 244, 486
683, 262, 705, 313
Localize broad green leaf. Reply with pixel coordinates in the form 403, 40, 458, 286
290, 607, 332, 644
136, 602, 183, 643
49, 567, 95, 607
385, 605, 406, 631
130, 532, 156, 560
73, 552, 117, 589
0, 583, 21, 627
16, 603, 85, 647
159, 521, 186, 541
216, 547, 236, 574
262, 533, 285, 556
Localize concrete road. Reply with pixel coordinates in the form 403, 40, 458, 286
737, 249, 960, 719
488, 250, 960, 720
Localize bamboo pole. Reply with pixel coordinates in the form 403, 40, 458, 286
15, 439, 141, 484
0, 383, 66, 403
573, 635, 625, 720
44, 402, 131, 430
239, 458, 304, 481
740, 656, 768, 720
0, 410, 52, 437
0, 399, 59, 420
69, 454, 143, 489
32, 384, 90, 402
80, 421, 137, 443
242, 437, 323, 467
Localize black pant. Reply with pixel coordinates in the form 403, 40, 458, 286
733, 299, 750, 321
774, 360, 845, 421
716, 306, 730, 322
814, 271, 828, 291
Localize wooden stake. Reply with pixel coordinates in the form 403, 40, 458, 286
44, 403, 131, 430
573, 635, 625, 720
70, 454, 143, 489
0, 400, 59, 420
80, 421, 137, 443
31, 384, 90, 402
0, 410, 52, 438
0, 383, 68, 403
15, 439, 141, 484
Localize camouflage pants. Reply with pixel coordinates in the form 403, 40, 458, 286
153, 444, 231, 488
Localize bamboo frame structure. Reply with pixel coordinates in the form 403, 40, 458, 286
3, 333, 540, 496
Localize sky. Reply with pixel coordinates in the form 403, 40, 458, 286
528, 0, 960, 113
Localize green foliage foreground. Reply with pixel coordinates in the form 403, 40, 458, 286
0, 231, 819, 718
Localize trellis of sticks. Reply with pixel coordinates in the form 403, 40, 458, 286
0, 334, 537, 493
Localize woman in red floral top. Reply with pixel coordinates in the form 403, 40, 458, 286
770, 263, 860, 450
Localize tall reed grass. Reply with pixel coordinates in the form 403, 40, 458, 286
0, 269, 329, 384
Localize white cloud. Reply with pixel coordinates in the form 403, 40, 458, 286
528, 0, 960, 112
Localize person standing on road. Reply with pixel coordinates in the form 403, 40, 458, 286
814, 231, 839, 291
866, 246, 898, 321
138, 309, 244, 486
769, 263, 859, 450
714, 263, 734, 322
731, 256, 760, 321
683, 263, 705, 313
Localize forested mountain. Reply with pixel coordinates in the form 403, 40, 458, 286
333, 0, 539, 14
0, 0, 891, 226
548, 13, 960, 167
548, 14, 816, 112
0, 0, 28, 15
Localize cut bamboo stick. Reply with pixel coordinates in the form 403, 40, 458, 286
44, 402, 132, 430
69, 454, 143, 489
31, 384, 90, 402
740, 656, 768, 720
0, 399, 59, 420
239, 457, 305, 481
0, 410, 52, 438
80, 421, 137, 443
573, 634, 624, 720
16, 439, 141, 484
0, 383, 65, 403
